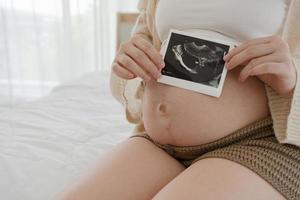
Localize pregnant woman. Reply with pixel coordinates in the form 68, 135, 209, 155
59, 0, 300, 199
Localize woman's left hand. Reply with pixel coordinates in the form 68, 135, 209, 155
223, 36, 297, 97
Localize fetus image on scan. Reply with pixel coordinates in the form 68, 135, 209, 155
162, 33, 230, 88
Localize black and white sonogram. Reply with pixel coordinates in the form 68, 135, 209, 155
157, 29, 235, 97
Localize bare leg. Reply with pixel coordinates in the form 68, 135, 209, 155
153, 158, 286, 200
56, 136, 185, 200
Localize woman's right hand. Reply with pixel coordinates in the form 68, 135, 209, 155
112, 35, 165, 82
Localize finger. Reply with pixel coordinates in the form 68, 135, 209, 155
125, 43, 161, 79
131, 37, 165, 69
226, 43, 275, 70
224, 36, 274, 62
116, 54, 151, 82
249, 63, 286, 77
240, 63, 284, 82
239, 54, 285, 81
112, 62, 136, 79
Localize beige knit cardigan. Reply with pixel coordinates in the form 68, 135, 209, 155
110, 0, 300, 147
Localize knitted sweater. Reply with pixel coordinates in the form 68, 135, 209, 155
110, 0, 300, 147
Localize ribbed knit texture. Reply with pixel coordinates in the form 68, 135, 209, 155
110, 0, 300, 146
267, 0, 300, 146
129, 117, 300, 200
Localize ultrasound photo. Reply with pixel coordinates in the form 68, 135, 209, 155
158, 30, 234, 97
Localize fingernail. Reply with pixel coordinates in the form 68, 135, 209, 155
223, 55, 228, 61
225, 63, 231, 70
128, 73, 134, 78
155, 71, 161, 79
159, 62, 165, 69
238, 76, 244, 82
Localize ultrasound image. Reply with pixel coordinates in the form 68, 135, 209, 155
162, 32, 230, 88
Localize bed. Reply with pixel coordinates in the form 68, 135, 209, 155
0, 71, 134, 200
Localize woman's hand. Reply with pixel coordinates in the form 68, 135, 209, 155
223, 36, 297, 97
112, 35, 165, 82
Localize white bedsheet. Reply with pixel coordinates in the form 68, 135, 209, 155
0, 71, 134, 200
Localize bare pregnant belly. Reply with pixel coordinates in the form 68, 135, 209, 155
141, 67, 271, 146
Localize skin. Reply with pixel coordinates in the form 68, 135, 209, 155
112, 35, 165, 81
57, 138, 286, 200
141, 70, 271, 146
58, 35, 295, 199
224, 35, 297, 97
56, 137, 186, 200
113, 35, 296, 97
152, 158, 285, 200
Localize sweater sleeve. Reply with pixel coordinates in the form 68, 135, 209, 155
130, 0, 153, 42
265, 56, 299, 146
110, 0, 151, 124
266, 0, 300, 147
269, 56, 300, 146
286, 55, 300, 145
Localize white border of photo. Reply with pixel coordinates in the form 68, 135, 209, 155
158, 29, 236, 98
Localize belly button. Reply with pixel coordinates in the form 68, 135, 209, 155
157, 103, 168, 116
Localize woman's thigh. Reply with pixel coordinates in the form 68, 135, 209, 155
57, 136, 186, 200
153, 158, 286, 200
